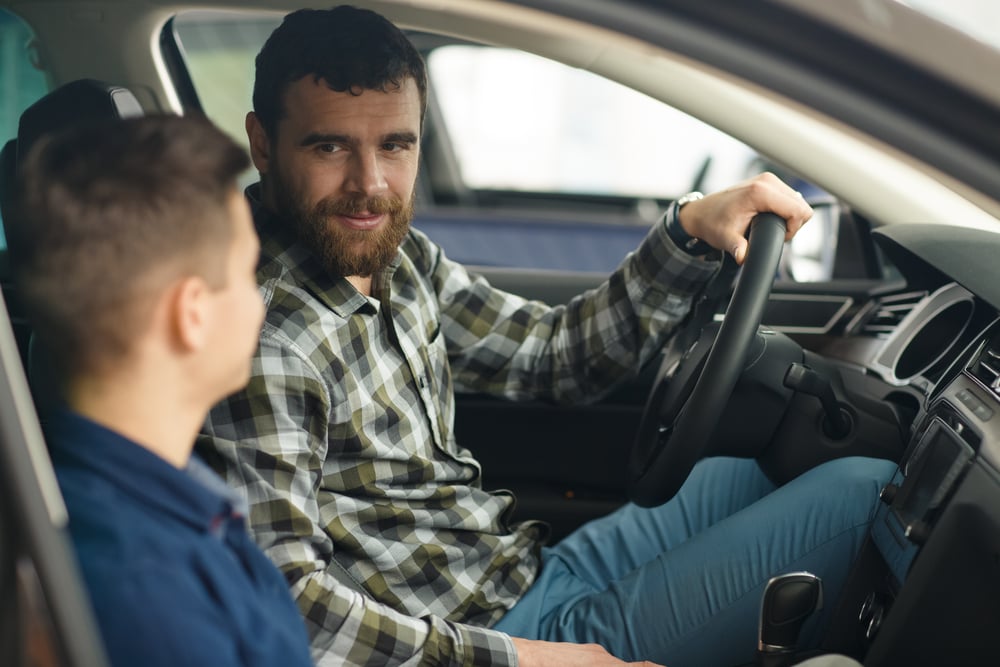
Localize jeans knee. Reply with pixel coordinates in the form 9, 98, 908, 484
820, 456, 896, 486
802, 456, 896, 518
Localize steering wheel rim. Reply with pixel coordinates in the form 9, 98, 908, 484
628, 213, 788, 507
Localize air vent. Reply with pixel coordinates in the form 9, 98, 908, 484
969, 337, 1000, 396
854, 290, 928, 337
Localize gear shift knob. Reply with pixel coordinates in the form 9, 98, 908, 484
758, 571, 823, 667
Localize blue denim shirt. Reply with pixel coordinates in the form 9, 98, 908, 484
45, 410, 313, 667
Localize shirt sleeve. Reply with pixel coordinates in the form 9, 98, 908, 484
424, 207, 721, 404
200, 332, 518, 667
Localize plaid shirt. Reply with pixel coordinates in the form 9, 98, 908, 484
198, 186, 719, 666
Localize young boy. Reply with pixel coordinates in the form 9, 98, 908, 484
10, 114, 313, 666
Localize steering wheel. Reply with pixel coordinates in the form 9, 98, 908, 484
627, 213, 787, 507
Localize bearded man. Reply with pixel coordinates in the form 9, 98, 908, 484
198, 6, 894, 667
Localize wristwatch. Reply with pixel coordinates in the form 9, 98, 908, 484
671, 191, 713, 255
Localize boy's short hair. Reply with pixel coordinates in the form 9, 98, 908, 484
252, 5, 428, 139
10, 114, 250, 378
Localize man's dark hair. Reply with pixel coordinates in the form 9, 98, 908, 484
10, 114, 250, 378
252, 5, 428, 139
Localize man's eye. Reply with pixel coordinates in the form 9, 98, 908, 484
383, 142, 406, 152
318, 144, 339, 153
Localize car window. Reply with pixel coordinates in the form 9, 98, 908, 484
0, 8, 50, 246
170, 10, 279, 188
427, 45, 756, 200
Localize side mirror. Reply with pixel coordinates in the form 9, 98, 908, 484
779, 198, 841, 283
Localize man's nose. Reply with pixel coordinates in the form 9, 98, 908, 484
345, 149, 387, 196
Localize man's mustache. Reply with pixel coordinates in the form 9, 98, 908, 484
314, 195, 405, 217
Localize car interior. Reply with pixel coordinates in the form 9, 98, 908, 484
1, 1, 1000, 666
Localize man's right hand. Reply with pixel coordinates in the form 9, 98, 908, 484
510, 637, 665, 666
676, 171, 813, 265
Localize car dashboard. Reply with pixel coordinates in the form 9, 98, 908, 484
808, 224, 1000, 665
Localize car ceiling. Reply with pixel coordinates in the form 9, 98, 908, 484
3, 0, 1000, 232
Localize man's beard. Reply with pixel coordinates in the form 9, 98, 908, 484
272, 172, 413, 278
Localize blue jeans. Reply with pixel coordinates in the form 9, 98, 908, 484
494, 456, 896, 666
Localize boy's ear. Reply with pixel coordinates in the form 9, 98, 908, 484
170, 275, 211, 352
246, 112, 271, 175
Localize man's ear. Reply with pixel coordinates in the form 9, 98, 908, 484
170, 275, 211, 353
246, 111, 271, 175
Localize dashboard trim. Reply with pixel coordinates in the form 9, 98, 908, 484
869, 283, 974, 387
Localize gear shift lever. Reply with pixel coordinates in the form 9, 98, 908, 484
758, 572, 823, 667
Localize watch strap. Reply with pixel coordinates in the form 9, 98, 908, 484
667, 192, 712, 255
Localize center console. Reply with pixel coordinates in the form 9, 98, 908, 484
871, 407, 976, 589
854, 351, 1000, 665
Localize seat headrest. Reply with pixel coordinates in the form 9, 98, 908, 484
16, 79, 144, 164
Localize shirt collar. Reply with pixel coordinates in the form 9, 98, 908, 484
245, 183, 402, 318
45, 410, 239, 532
